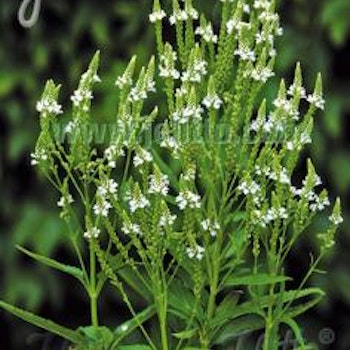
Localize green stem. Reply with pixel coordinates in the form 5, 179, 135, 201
90, 243, 99, 327
159, 307, 168, 350
157, 270, 168, 350
207, 263, 219, 320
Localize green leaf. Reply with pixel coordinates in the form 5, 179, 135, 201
210, 288, 324, 329
281, 291, 324, 319
212, 315, 265, 345
112, 305, 156, 346
282, 317, 306, 350
173, 328, 198, 340
79, 326, 114, 348
0, 300, 83, 344
118, 266, 152, 302
118, 345, 152, 350
17, 245, 87, 287
223, 274, 291, 287
168, 279, 205, 321
215, 291, 241, 323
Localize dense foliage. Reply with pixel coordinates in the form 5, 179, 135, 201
0, 0, 349, 349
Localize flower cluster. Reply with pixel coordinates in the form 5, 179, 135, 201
104, 144, 125, 168
30, 149, 48, 166
159, 46, 180, 80
57, 194, 74, 208
128, 188, 150, 213
202, 93, 223, 110
84, 227, 100, 240
169, 5, 198, 25
71, 89, 93, 110
186, 243, 205, 260
195, 23, 218, 44
181, 58, 208, 83
201, 219, 220, 238
173, 104, 203, 124
176, 190, 201, 210
36, 98, 63, 116
134, 148, 153, 167
149, 173, 170, 196
149, 9, 166, 23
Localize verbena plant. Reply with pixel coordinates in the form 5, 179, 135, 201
0, 0, 343, 349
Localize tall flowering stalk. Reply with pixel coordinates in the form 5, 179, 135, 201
1, 0, 343, 349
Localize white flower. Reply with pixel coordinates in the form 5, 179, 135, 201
169, 10, 188, 25
181, 59, 208, 83
186, 244, 205, 260
234, 46, 256, 62
147, 80, 156, 93
97, 179, 118, 197
176, 190, 201, 210
202, 94, 223, 110
57, 195, 74, 208
149, 174, 170, 196
254, 0, 271, 10
238, 180, 260, 196
255, 32, 274, 45
115, 75, 132, 89
226, 19, 251, 35
195, 24, 218, 43
71, 89, 93, 107
260, 207, 288, 226
129, 193, 150, 213
159, 212, 177, 228
30, 149, 48, 166
273, 97, 299, 120
93, 200, 112, 217
287, 84, 306, 99
173, 105, 204, 124
310, 196, 330, 212
187, 7, 199, 20
329, 213, 343, 225
104, 145, 125, 168
287, 132, 312, 151
64, 121, 78, 134
250, 67, 275, 83
133, 149, 153, 167
36, 98, 63, 116
161, 136, 180, 152
175, 86, 189, 98
84, 227, 100, 240
201, 219, 220, 237
159, 63, 180, 79
183, 167, 196, 182
122, 222, 142, 236
129, 87, 147, 102
243, 4, 251, 13
307, 93, 325, 110
149, 9, 166, 23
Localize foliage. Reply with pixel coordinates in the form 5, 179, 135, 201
0, 1, 344, 349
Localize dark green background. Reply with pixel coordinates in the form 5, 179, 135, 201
0, 0, 349, 349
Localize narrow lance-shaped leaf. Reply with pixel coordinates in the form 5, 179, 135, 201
0, 301, 83, 344
17, 245, 87, 288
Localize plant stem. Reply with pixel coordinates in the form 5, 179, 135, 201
207, 263, 219, 320
90, 243, 99, 327
159, 309, 168, 350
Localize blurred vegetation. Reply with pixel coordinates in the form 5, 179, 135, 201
0, 0, 349, 348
